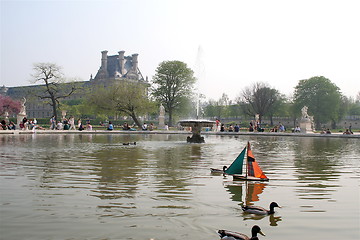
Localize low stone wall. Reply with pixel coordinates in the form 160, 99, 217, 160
1, 129, 359, 139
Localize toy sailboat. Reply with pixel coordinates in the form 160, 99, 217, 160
214, 142, 269, 181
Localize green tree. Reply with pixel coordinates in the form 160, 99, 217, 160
89, 81, 152, 127
293, 76, 342, 129
31, 63, 76, 121
203, 99, 217, 119
265, 93, 288, 126
203, 93, 230, 120
346, 95, 360, 115
151, 61, 196, 126
240, 82, 282, 123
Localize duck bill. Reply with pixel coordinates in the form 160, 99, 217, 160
259, 230, 266, 236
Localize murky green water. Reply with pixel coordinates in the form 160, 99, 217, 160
0, 134, 359, 240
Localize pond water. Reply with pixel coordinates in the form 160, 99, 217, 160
0, 134, 359, 240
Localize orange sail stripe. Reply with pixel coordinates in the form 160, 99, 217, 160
247, 143, 268, 179
252, 161, 268, 179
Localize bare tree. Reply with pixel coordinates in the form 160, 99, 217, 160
241, 82, 280, 123
32, 63, 76, 121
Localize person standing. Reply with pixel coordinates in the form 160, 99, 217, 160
69, 116, 76, 130
77, 119, 82, 129
50, 116, 56, 130
215, 119, 220, 132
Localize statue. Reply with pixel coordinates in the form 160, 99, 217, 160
4, 111, 9, 124
160, 104, 165, 116
301, 106, 309, 119
299, 106, 314, 133
17, 97, 27, 129
19, 97, 27, 115
158, 104, 165, 128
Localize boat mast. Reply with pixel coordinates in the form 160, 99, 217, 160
245, 141, 249, 178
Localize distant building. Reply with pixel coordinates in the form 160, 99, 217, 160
1, 50, 148, 119
92, 50, 144, 83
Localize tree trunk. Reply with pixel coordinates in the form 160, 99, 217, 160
168, 109, 173, 127
51, 98, 58, 121
293, 117, 297, 128
331, 120, 337, 129
130, 113, 142, 128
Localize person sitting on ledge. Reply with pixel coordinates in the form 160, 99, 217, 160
107, 121, 114, 131
63, 122, 70, 130
7, 121, 16, 130
1, 120, 7, 130
343, 129, 352, 135
234, 124, 240, 132
122, 122, 130, 130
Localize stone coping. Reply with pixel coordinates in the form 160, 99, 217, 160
1, 129, 359, 138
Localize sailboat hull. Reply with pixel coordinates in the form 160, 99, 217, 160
232, 174, 269, 181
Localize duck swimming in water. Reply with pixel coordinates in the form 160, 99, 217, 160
218, 225, 265, 240
211, 166, 227, 173
242, 202, 281, 215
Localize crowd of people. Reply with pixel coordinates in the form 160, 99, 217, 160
214, 119, 288, 133
0, 116, 357, 135
1, 117, 46, 131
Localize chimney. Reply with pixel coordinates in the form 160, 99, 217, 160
118, 50, 125, 74
132, 53, 138, 72
101, 50, 108, 72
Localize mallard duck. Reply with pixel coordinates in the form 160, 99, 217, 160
218, 225, 265, 240
211, 166, 227, 173
242, 202, 281, 215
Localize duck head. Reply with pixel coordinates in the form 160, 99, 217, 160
251, 225, 265, 237
270, 202, 281, 209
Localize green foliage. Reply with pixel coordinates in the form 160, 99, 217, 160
151, 60, 196, 126
88, 81, 153, 127
203, 93, 233, 119
346, 96, 360, 115
293, 76, 342, 128
62, 99, 83, 106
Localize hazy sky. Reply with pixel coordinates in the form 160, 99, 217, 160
1, 0, 359, 100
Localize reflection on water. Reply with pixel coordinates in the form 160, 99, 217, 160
0, 134, 359, 240
224, 182, 267, 206
224, 181, 281, 226
293, 138, 347, 203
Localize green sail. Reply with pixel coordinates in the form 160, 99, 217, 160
224, 146, 245, 175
